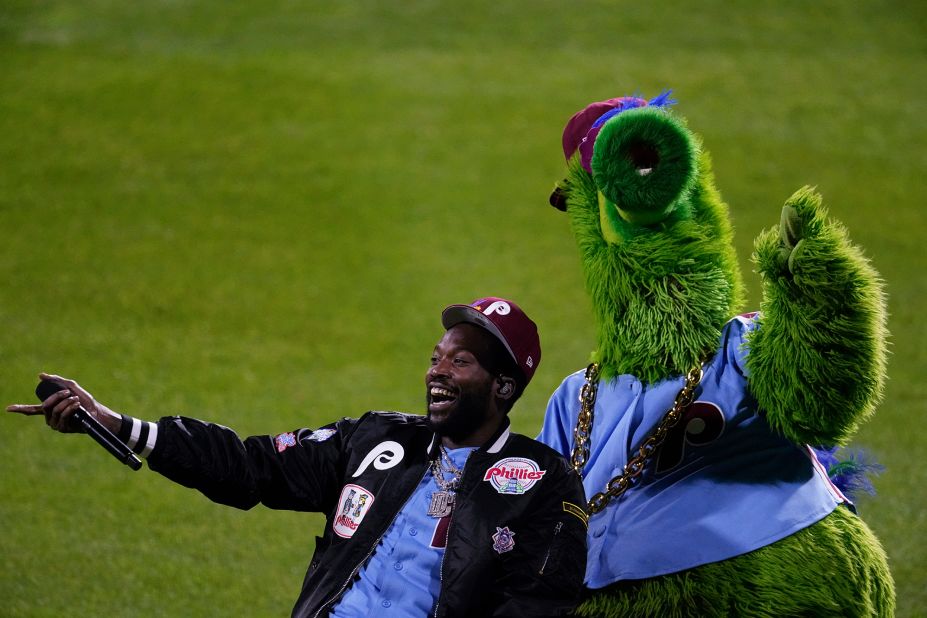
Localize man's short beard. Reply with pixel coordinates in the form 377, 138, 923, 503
426, 389, 492, 443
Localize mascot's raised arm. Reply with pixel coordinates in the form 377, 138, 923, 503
538, 92, 895, 617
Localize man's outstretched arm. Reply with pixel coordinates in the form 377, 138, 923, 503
8, 372, 351, 514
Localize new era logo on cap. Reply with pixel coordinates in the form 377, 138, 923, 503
441, 297, 541, 385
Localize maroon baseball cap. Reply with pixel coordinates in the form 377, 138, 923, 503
441, 297, 541, 385
561, 96, 648, 173
560, 91, 676, 174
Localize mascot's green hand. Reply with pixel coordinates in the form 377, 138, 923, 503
756, 186, 827, 281
777, 204, 802, 272
750, 183, 887, 445
776, 187, 825, 276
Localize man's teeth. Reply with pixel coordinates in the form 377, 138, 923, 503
431, 387, 455, 398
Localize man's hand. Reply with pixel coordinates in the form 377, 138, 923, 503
6, 373, 121, 434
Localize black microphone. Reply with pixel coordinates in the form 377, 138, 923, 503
35, 379, 142, 471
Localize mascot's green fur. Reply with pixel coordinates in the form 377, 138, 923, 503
540, 94, 894, 617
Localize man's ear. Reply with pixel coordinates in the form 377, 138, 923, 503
496, 376, 516, 401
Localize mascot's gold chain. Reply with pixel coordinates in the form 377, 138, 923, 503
570, 362, 601, 476
572, 363, 704, 515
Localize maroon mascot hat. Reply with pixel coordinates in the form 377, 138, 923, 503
550, 90, 676, 210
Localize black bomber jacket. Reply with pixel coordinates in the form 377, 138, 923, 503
146, 411, 588, 617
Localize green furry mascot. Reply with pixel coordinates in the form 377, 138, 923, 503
537, 93, 895, 617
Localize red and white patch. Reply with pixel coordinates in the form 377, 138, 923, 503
274, 432, 297, 453
483, 457, 546, 494
332, 484, 375, 538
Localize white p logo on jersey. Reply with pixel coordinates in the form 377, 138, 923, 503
482, 301, 510, 317
351, 441, 405, 477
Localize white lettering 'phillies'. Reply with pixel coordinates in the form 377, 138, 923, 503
483, 457, 546, 494
482, 301, 510, 316
351, 441, 405, 477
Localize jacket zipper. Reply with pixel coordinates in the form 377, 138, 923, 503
312, 466, 430, 618
537, 520, 563, 575
432, 449, 476, 618
432, 510, 453, 618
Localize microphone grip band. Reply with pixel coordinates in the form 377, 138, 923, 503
74, 407, 142, 471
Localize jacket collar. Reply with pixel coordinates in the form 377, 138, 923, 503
426, 416, 512, 457
484, 417, 511, 453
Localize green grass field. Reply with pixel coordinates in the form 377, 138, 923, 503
2, 1, 924, 615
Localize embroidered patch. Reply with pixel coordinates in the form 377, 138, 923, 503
274, 432, 297, 453
491, 526, 516, 554
333, 484, 375, 538
483, 457, 546, 494
563, 501, 589, 528
306, 428, 336, 442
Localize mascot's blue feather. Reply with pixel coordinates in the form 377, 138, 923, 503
647, 90, 677, 108
591, 90, 677, 130
813, 446, 884, 501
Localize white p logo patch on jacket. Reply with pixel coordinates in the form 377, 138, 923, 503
351, 441, 405, 477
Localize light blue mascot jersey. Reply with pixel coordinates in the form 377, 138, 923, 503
538, 315, 848, 588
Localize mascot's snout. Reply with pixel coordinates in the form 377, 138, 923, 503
592, 107, 697, 228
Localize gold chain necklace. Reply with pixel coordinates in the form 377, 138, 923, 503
571, 362, 704, 515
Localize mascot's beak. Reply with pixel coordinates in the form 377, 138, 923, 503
549, 181, 568, 212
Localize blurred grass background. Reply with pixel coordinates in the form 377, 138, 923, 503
1, 1, 924, 615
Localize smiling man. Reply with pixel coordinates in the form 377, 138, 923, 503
9, 297, 587, 617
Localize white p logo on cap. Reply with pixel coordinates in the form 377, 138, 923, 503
482, 301, 511, 316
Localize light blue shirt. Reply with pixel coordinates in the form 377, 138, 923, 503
331, 446, 476, 616
538, 315, 846, 588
